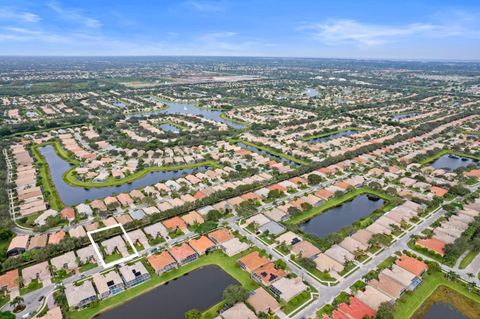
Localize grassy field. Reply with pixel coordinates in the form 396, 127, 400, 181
301, 127, 362, 141
230, 138, 310, 165
418, 149, 480, 165
394, 271, 480, 319
286, 187, 395, 225
459, 250, 479, 269
70, 250, 258, 319
461, 130, 480, 136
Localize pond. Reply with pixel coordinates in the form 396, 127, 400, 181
237, 142, 301, 167
299, 194, 385, 237
305, 88, 319, 97
159, 123, 181, 133
40, 145, 208, 205
96, 265, 237, 319
431, 154, 478, 171
128, 100, 244, 129
422, 302, 468, 319
307, 130, 358, 144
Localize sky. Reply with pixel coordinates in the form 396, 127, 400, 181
0, 0, 479, 60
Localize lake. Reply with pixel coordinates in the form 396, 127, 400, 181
128, 100, 244, 129
305, 88, 319, 97
431, 154, 478, 171
422, 302, 468, 319
307, 130, 358, 144
237, 142, 301, 167
300, 194, 385, 237
97, 265, 237, 319
40, 145, 208, 205
159, 123, 181, 133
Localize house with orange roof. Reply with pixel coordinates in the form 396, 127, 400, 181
316, 189, 334, 200
90, 199, 107, 212
208, 228, 234, 244
117, 193, 134, 206
189, 236, 216, 255
431, 186, 448, 197
162, 216, 187, 232
0, 269, 19, 294
193, 191, 207, 200
395, 255, 428, 277
104, 196, 119, 207
289, 176, 308, 185
241, 192, 261, 201
465, 169, 480, 178
416, 238, 445, 256
115, 214, 133, 225
48, 231, 66, 245
60, 207, 75, 222
169, 243, 198, 265
334, 181, 351, 191
268, 184, 287, 193
181, 211, 204, 226
147, 251, 177, 274
338, 296, 376, 319
251, 262, 286, 285
238, 251, 269, 273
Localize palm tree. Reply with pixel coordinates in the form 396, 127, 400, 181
10, 296, 24, 311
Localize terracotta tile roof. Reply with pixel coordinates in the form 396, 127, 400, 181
169, 243, 197, 261
338, 296, 376, 319
268, 184, 287, 192
252, 262, 286, 284
60, 207, 75, 221
188, 236, 215, 254
162, 216, 187, 231
416, 238, 445, 256
335, 181, 351, 190
0, 269, 19, 291
238, 251, 270, 272
48, 231, 65, 245
208, 228, 234, 244
431, 186, 448, 197
147, 251, 176, 272
395, 255, 428, 276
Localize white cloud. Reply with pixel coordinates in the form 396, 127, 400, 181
47, 1, 101, 28
0, 7, 41, 23
300, 18, 479, 46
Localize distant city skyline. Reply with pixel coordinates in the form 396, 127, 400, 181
0, 0, 479, 60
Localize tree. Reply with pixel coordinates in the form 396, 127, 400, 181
307, 173, 323, 185
375, 302, 395, 319
0, 312, 15, 319
274, 259, 287, 270
185, 309, 202, 319
206, 209, 222, 222
223, 284, 248, 306
9, 296, 24, 312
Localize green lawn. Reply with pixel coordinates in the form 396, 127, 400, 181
301, 127, 363, 141
418, 149, 480, 165
282, 290, 312, 314
69, 250, 258, 319
287, 187, 395, 225
104, 252, 123, 264
79, 263, 98, 273
459, 250, 479, 269
20, 280, 43, 295
393, 271, 480, 319
461, 130, 480, 136
230, 138, 310, 165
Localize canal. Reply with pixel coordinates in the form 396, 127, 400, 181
237, 142, 301, 167
299, 194, 385, 237
97, 265, 237, 319
40, 145, 208, 205
128, 99, 244, 129
431, 154, 478, 171
306, 130, 358, 144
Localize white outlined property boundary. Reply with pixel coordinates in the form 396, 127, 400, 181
87, 223, 139, 269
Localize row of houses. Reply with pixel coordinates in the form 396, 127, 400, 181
416, 198, 480, 256
64, 260, 150, 309
322, 255, 428, 319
